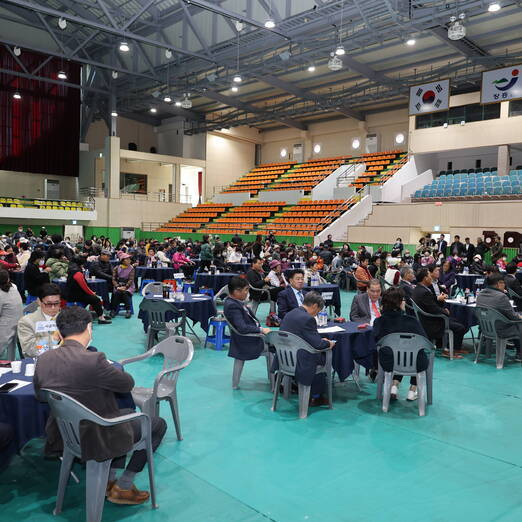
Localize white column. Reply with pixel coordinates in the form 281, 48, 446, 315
104, 136, 120, 198
497, 144, 510, 176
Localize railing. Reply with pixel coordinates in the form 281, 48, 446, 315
1, 193, 95, 212
335, 164, 357, 188
141, 222, 165, 232
80, 186, 180, 203
315, 194, 362, 231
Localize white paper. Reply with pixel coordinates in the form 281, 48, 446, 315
6, 379, 31, 392
191, 294, 206, 297
0, 368, 12, 377
317, 326, 344, 333
35, 320, 57, 333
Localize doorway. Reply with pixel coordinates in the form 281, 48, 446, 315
180, 166, 203, 206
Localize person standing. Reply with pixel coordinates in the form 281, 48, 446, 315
0, 269, 23, 359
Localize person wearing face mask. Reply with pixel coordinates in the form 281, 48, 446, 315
224, 277, 270, 388
24, 250, 51, 300
33, 305, 167, 505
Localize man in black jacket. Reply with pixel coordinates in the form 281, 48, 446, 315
436, 234, 448, 257
449, 235, 464, 257
462, 237, 475, 264
412, 268, 467, 358
505, 263, 522, 309
246, 257, 270, 302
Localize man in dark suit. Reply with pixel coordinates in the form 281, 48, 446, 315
449, 235, 465, 257
399, 267, 416, 302
277, 269, 306, 320
505, 263, 522, 310
280, 292, 335, 406
224, 277, 270, 373
33, 306, 167, 505
436, 234, 448, 257
462, 237, 475, 264
246, 257, 270, 302
412, 268, 467, 358
350, 279, 382, 324
476, 272, 522, 358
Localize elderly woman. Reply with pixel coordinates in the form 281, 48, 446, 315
0, 269, 23, 359
439, 260, 456, 290
111, 253, 135, 318
373, 287, 429, 402
24, 250, 51, 300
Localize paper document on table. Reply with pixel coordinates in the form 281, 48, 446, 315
191, 294, 206, 297
0, 368, 12, 377
7, 380, 31, 392
317, 326, 344, 333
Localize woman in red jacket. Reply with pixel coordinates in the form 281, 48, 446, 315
65, 256, 112, 324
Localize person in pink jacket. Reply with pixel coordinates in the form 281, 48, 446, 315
172, 247, 195, 278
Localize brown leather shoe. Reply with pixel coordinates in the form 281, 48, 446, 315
309, 396, 330, 407
107, 484, 150, 505
106, 480, 116, 497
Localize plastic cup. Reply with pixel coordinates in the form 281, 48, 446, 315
11, 361, 22, 373
25, 363, 35, 377
91, 276, 96, 281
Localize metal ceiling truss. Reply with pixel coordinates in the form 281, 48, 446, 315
1, 0, 521, 131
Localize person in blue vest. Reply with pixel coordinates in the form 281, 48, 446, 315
277, 269, 307, 320
224, 276, 270, 363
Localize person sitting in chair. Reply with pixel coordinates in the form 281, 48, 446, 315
350, 279, 382, 325
246, 257, 271, 303
17, 283, 62, 357
280, 292, 335, 407
373, 287, 429, 402
224, 276, 270, 386
277, 269, 306, 320
33, 306, 167, 505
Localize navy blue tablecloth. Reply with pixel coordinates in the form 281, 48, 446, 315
53, 278, 110, 305
138, 294, 216, 333
446, 300, 478, 330
304, 283, 342, 316
0, 357, 134, 461
226, 263, 250, 273
136, 267, 175, 282
10, 270, 25, 298
194, 272, 239, 293
456, 274, 484, 292
321, 322, 376, 381
517, 271, 522, 283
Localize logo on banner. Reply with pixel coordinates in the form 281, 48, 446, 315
492, 68, 519, 92
409, 79, 449, 115
481, 64, 522, 104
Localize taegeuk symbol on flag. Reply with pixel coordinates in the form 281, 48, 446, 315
409, 79, 450, 115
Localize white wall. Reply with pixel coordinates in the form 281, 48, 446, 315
0, 170, 78, 200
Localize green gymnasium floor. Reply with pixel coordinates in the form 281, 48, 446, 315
2, 291, 522, 522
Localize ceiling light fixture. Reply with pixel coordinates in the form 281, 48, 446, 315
58, 17, 67, 30
164, 95, 172, 103
488, 2, 501, 12
335, 44, 345, 56
13, 91, 21, 100
111, 70, 119, 79
448, 14, 466, 40
307, 64, 316, 72
165, 49, 173, 59
150, 107, 157, 113
328, 52, 343, 71
265, 0, 276, 28
352, 138, 360, 149
111, 111, 118, 117
13, 46, 21, 56
57, 70, 67, 80
175, 100, 182, 107
231, 84, 239, 93
233, 74, 242, 83
406, 38, 416, 46
119, 41, 130, 52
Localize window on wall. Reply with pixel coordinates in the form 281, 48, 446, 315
120, 173, 147, 194
509, 99, 522, 117
415, 103, 501, 129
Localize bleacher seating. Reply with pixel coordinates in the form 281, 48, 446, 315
221, 162, 295, 195
349, 150, 407, 189
257, 198, 358, 236
265, 156, 350, 193
0, 197, 91, 211
157, 203, 233, 233
412, 170, 522, 201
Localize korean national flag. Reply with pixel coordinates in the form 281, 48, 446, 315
409, 79, 450, 115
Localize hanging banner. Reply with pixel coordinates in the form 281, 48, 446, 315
409, 79, 450, 115
481, 64, 522, 104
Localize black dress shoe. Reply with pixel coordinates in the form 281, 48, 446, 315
368, 369, 378, 383
309, 396, 330, 407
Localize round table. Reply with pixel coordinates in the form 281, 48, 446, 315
53, 278, 110, 305
0, 356, 133, 462
194, 272, 239, 294
136, 267, 175, 282
320, 322, 376, 381
303, 283, 342, 316
445, 299, 478, 330
456, 273, 485, 292
10, 270, 25, 298
226, 262, 250, 273
138, 294, 216, 333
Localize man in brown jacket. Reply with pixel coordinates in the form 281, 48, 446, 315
34, 306, 166, 505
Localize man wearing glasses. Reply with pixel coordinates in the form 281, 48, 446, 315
17, 283, 62, 357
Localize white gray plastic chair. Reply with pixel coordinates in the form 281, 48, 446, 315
411, 301, 455, 359
120, 335, 194, 440
141, 282, 164, 298
266, 330, 333, 419
474, 306, 522, 369
23, 301, 39, 314
376, 333, 435, 416
213, 285, 230, 317
40, 389, 157, 522
247, 283, 276, 314
139, 298, 186, 350
224, 315, 273, 390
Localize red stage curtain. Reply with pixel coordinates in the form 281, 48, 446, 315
0, 47, 80, 177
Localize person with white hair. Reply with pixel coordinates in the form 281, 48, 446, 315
384, 257, 401, 286
470, 254, 485, 275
